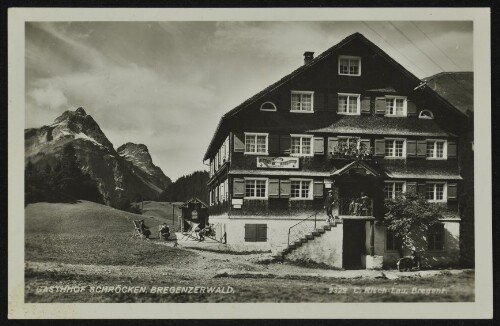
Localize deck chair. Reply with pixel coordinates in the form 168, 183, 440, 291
181, 220, 200, 241
132, 220, 144, 239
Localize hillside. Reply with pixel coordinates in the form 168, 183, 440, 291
25, 201, 195, 266
25, 107, 171, 207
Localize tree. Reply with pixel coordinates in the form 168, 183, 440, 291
383, 192, 443, 256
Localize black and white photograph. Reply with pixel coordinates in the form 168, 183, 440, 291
7, 7, 492, 319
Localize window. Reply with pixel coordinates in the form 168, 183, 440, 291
385, 139, 406, 158
260, 101, 277, 111
244, 179, 267, 199
290, 179, 312, 199
384, 181, 406, 199
338, 94, 360, 115
244, 133, 268, 154
385, 97, 407, 116
428, 224, 445, 250
426, 140, 447, 159
426, 183, 446, 202
290, 135, 313, 156
291, 91, 314, 112
244, 224, 267, 242
419, 110, 434, 119
338, 55, 361, 76
338, 136, 360, 148
386, 230, 402, 251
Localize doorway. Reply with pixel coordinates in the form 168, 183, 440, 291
342, 220, 366, 269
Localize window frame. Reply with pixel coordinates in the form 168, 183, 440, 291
338, 55, 362, 76
290, 178, 313, 200
385, 229, 402, 252
244, 177, 268, 200
290, 134, 314, 157
244, 132, 269, 155
290, 90, 314, 113
384, 181, 406, 199
425, 182, 447, 203
385, 96, 408, 117
419, 109, 434, 119
426, 139, 447, 160
337, 93, 361, 115
384, 138, 407, 158
260, 101, 277, 112
427, 223, 446, 251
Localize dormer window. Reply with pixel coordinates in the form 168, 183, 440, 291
385, 96, 407, 116
291, 91, 314, 113
260, 101, 277, 111
419, 110, 434, 119
338, 55, 361, 76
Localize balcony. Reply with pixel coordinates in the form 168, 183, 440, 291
338, 197, 373, 217
330, 143, 373, 160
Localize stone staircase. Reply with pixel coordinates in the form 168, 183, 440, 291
273, 220, 340, 259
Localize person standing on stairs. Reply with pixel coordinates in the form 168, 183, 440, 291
324, 189, 335, 222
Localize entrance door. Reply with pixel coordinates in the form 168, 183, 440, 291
342, 220, 366, 269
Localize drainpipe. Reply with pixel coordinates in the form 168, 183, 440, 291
370, 220, 375, 256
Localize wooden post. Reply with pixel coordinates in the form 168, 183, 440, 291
370, 220, 375, 256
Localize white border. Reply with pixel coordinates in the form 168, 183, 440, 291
8, 7, 492, 319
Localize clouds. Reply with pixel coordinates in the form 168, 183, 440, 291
25, 21, 472, 180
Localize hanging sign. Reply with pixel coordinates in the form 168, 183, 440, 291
257, 157, 299, 169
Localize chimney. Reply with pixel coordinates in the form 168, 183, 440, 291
304, 51, 314, 65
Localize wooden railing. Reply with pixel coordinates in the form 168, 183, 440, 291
288, 212, 322, 246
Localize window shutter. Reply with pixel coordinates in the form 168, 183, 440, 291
374, 139, 385, 156
448, 141, 457, 158
417, 182, 426, 197
314, 92, 325, 111
407, 99, 417, 116
406, 140, 417, 157
327, 137, 338, 157
406, 182, 417, 193
360, 96, 371, 115
313, 181, 324, 198
268, 134, 280, 155
417, 140, 427, 157
314, 137, 325, 155
279, 135, 291, 154
244, 224, 256, 242
447, 183, 457, 200
279, 179, 291, 198
233, 178, 245, 198
257, 224, 268, 242
268, 179, 279, 198
233, 133, 245, 152
360, 139, 371, 152
327, 93, 337, 112
375, 97, 386, 115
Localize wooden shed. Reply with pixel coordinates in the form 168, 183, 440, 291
180, 197, 209, 232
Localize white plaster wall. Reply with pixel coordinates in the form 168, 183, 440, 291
286, 223, 344, 268
209, 214, 331, 254
374, 221, 461, 269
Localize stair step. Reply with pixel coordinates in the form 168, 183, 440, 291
306, 235, 314, 240
323, 225, 331, 231
294, 241, 302, 247
312, 231, 320, 236
317, 228, 325, 234
300, 238, 308, 243
329, 222, 338, 227
288, 244, 296, 250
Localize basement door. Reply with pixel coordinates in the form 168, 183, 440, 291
342, 220, 366, 269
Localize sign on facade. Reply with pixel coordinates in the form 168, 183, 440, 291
257, 157, 299, 169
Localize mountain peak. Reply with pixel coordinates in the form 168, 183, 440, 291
75, 107, 87, 115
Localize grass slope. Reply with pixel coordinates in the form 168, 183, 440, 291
140, 201, 183, 229
25, 201, 197, 266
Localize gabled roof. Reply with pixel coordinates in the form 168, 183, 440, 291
331, 160, 380, 177
204, 32, 471, 161
181, 197, 208, 209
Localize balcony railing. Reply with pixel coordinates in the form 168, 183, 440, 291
338, 197, 373, 216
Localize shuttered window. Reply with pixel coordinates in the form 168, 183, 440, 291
338, 94, 360, 115
245, 224, 268, 242
245, 179, 267, 199
385, 139, 406, 158
426, 140, 447, 159
290, 179, 312, 199
385, 97, 407, 116
386, 230, 402, 251
245, 133, 268, 154
428, 224, 445, 250
426, 182, 446, 202
290, 135, 313, 156
338, 55, 361, 76
384, 181, 406, 199
291, 91, 314, 112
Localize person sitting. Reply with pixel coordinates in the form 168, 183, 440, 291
159, 223, 170, 240
199, 224, 214, 241
139, 219, 151, 239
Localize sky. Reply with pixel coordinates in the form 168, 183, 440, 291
25, 21, 473, 180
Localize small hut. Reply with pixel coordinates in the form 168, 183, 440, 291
180, 197, 209, 232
